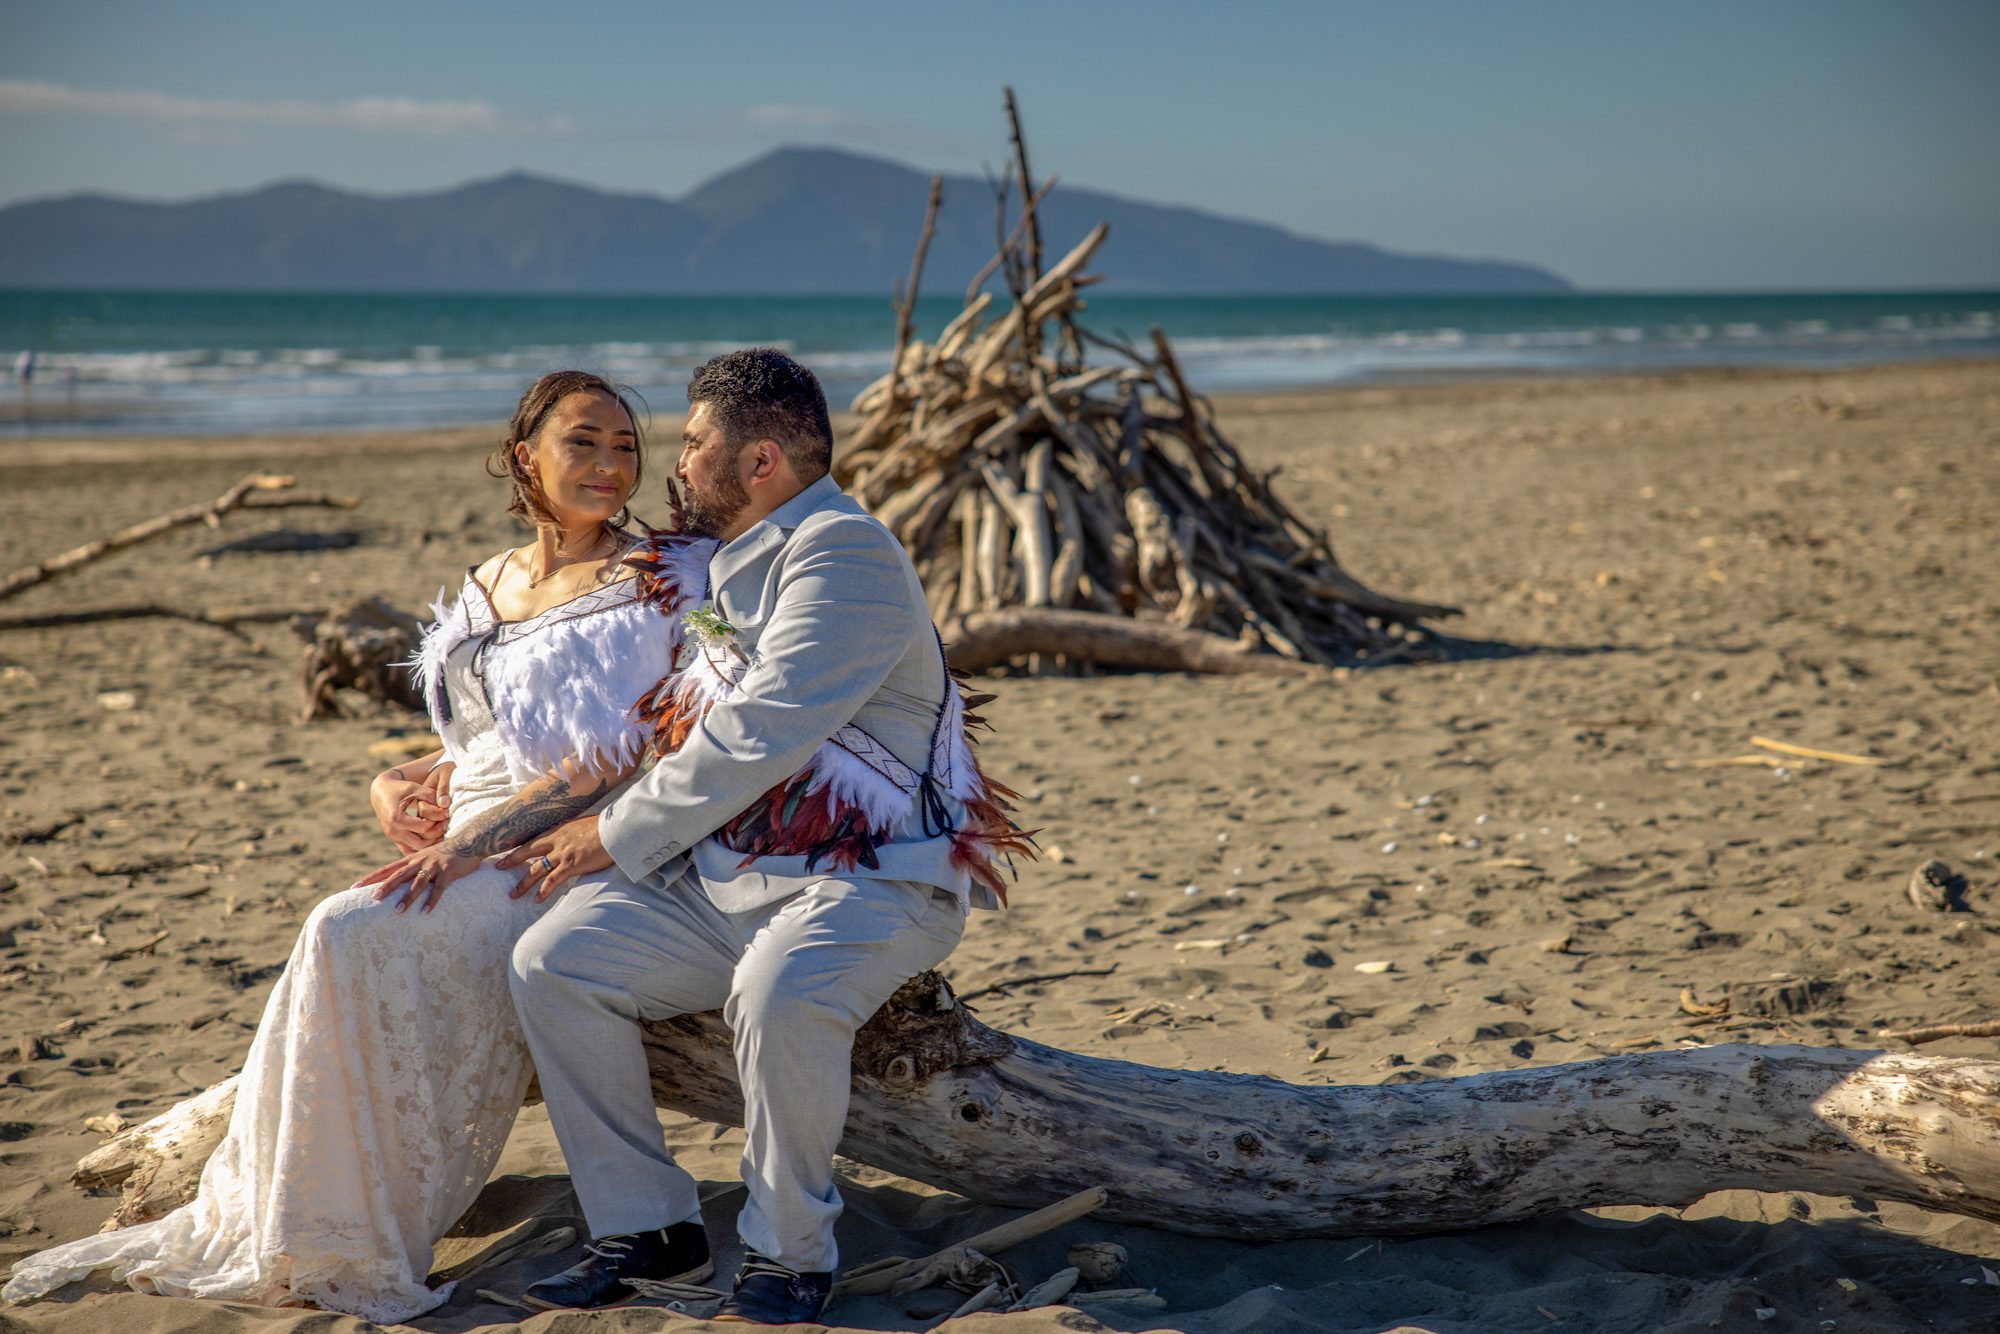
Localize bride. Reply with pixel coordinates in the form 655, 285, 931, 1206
3, 370, 712, 1322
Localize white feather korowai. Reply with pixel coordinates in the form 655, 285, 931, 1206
413, 576, 685, 780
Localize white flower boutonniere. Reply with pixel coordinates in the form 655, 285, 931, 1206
684, 605, 747, 661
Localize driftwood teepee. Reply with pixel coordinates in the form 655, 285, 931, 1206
839, 96, 1458, 674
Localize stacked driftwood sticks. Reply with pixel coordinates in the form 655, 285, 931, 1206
839, 103, 1458, 675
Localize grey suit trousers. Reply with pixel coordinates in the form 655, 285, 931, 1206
508, 870, 963, 1271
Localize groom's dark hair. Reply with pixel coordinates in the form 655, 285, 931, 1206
686, 348, 834, 480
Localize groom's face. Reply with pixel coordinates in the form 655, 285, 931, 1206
678, 401, 751, 538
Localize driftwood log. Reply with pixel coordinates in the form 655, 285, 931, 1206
293, 597, 425, 722
0, 603, 325, 635
943, 607, 1331, 678
72, 971, 2000, 1237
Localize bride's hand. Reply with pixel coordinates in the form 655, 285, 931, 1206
354, 842, 484, 914
370, 763, 453, 852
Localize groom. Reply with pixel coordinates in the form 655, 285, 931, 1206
500, 349, 1005, 1324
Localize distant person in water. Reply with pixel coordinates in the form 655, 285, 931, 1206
13, 349, 32, 402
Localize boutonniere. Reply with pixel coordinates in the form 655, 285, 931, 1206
683, 605, 747, 660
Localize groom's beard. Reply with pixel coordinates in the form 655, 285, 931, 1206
681, 460, 751, 538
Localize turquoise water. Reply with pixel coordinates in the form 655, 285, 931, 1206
2, 289, 1994, 436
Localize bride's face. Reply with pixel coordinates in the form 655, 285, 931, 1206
516, 390, 639, 527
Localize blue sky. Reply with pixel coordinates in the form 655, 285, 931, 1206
2, 0, 1995, 290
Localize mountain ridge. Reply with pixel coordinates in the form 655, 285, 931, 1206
0, 146, 1572, 295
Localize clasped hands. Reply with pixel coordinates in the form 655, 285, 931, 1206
354, 817, 611, 913
369, 761, 455, 853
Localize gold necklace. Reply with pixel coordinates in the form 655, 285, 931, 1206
526, 526, 611, 589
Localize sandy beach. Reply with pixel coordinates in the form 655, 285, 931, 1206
2, 358, 1997, 1333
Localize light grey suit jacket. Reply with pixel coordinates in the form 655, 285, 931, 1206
598, 475, 997, 913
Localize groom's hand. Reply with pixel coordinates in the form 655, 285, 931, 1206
499, 814, 613, 902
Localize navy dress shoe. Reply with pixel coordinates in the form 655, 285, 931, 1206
519, 1220, 713, 1310
714, 1253, 834, 1325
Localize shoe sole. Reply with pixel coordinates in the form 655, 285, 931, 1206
515, 1257, 716, 1311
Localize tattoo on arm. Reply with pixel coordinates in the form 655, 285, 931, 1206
439, 768, 608, 859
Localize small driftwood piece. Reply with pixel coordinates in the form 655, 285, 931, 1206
1906, 858, 1970, 913
71, 1075, 236, 1229
72, 973, 2000, 1246
844, 1186, 1108, 1297
1067, 1240, 1128, 1285
0, 474, 358, 603
836, 98, 1457, 671
1009, 1265, 1080, 1312
295, 596, 425, 721
1749, 735, 1889, 766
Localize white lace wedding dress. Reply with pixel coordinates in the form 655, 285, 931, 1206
3, 551, 701, 1322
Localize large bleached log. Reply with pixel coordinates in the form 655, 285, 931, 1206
71, 973, 2000, 1235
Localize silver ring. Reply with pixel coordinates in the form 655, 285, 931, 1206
537, 856, 554, 873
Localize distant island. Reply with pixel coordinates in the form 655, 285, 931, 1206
0, 146, 1572, 296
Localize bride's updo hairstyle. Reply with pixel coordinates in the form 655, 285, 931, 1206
487, 370, 648, 527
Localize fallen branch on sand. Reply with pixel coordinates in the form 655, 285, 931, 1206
1748, 735, 1890, 766
71, 971, 2000, 1237
0, 473, 358, 604
0, 603, 324, 634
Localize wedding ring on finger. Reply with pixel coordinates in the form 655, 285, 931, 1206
403, 799, 424, 820
537, 856, 554, 874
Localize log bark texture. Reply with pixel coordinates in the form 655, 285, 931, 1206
73, 972, 2000, 1236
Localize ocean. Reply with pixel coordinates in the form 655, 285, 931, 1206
1, 289, 1994, 437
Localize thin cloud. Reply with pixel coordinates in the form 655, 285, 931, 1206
740, 104, 866, 130
699, 103, 981, 158
0, 79, 574, 137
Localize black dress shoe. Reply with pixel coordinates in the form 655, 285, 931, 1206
714, 1253, 833, 1325
519, 1220, 712, 1310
